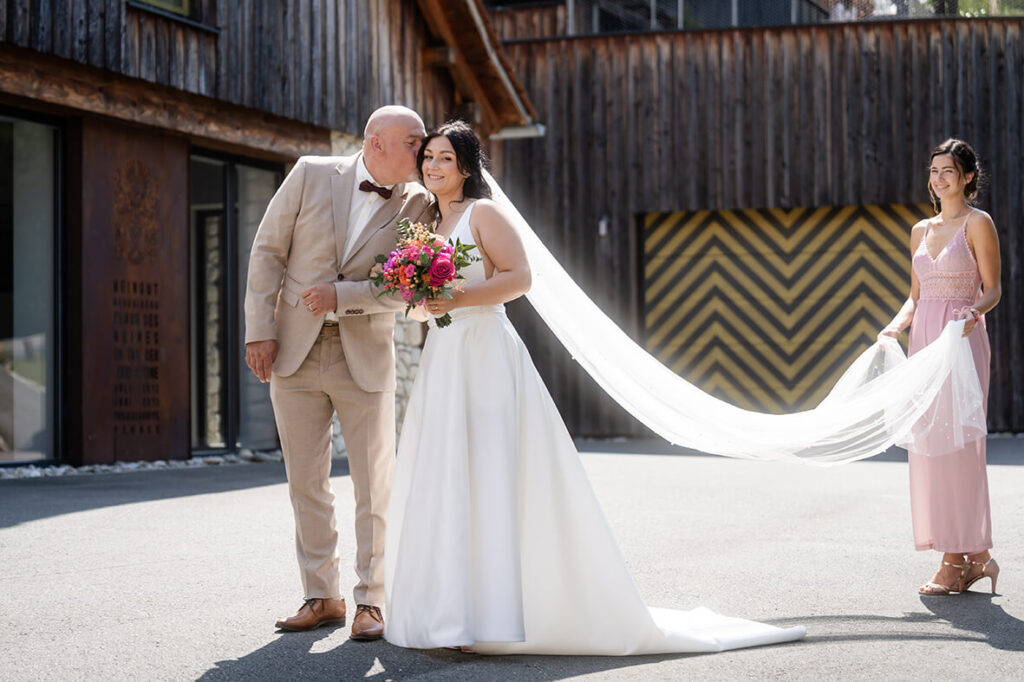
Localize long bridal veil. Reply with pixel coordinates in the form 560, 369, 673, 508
485, 172, 987, 465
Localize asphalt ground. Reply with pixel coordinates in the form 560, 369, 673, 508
1, 437, 1021, 681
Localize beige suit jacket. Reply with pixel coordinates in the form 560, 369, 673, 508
244, 153, 432, 391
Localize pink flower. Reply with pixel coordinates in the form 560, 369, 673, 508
428, 256, 456, 287
400, 288, 414, 303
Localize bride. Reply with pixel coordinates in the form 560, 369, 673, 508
383, 120, 806, 654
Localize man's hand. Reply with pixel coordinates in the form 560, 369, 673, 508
246, 340, 279, 383
300, 282, 338, 317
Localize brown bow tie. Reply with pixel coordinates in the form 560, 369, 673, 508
359, 179, 393, 200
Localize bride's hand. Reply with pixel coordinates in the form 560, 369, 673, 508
877, 328, 901, 341
426, 294, 458, 316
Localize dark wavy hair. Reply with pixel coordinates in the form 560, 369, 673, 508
417, 119, 491, 218
928, 138, 983, 214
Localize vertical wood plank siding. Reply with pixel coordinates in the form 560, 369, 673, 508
490, 4, 565, 41
2, 0, 456, 133
497, 19, 1024, 434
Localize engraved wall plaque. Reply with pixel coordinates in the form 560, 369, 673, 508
70, 119, 188, 464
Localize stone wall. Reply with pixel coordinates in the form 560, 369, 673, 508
331, 314, 424, 458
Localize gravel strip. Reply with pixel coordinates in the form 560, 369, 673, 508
0, 448, 285, 480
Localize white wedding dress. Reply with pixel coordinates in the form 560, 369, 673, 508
384, 202, 806, 654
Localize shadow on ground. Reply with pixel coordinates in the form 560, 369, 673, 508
763, 597, 1024, 650
576, 436, 1023, 465
196, 627, 711, 682
0, 458, 350, 529
3, 435, 1018, 530
920, 592, 1024, 651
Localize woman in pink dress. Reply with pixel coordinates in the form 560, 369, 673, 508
880, 139, 1002, 595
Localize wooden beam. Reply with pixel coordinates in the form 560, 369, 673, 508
423, 45, 457, 67
415, 0, 502, 133
0, 43, 331, 160
415, 0, 538, 134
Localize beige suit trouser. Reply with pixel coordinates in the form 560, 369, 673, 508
270, 326, 395, 606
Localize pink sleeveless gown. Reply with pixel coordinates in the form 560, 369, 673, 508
908, 216, 992, 554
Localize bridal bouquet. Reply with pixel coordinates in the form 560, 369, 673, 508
370, 218, 478, 328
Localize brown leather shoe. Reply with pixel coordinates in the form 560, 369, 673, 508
275, 598, 346, 632
349, 604, 384, 641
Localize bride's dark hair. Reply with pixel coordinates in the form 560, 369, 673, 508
417, 120, 492, 219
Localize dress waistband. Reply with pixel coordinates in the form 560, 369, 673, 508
430, 304, 506, 327
449, 304, 505, 319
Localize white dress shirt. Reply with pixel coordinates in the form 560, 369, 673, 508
326, 157, 394, 321
343, 156, 394, 264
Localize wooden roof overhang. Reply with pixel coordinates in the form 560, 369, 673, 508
416, 0, 544, 139
0, 43, 330, 161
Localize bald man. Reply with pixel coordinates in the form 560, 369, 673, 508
244, 106, 431, 639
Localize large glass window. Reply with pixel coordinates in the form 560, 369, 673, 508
0, 115, 58, 462
190, 154, 282, 453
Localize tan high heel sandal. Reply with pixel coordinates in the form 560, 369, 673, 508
963, 557, 1000, 594
919, 559, 968, 596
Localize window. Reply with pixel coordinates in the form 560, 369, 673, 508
0, 114, 59, 463
127, 0, 218, 31
190, 154, 282, 453
137, 1, 190, 17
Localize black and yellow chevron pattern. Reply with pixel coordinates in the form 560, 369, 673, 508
643, 205, 932, 413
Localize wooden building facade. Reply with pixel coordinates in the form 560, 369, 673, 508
490, 16, 1024, 435
0, 0, 536, 465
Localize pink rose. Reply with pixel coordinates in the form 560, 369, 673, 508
428, 256, 456, 287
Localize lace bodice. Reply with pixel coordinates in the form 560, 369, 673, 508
913, 215, 981, 303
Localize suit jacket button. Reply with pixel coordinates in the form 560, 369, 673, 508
337, 273, 344, 280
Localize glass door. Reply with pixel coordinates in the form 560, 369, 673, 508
0, 114, 58, 463
190, 153, 282, 453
